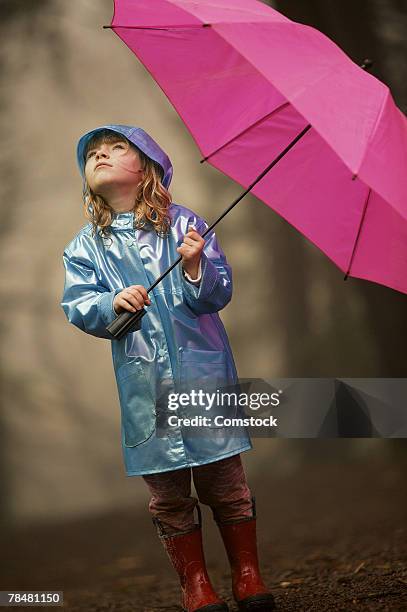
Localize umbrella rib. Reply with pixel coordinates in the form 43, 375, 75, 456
344, 186, 372, 281
199, 101, 290, 163
104, 24, 211, 30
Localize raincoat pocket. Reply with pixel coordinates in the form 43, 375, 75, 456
116, 361, 156, 447
178, 348, 238, 428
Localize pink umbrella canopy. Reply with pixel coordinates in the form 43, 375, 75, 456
107, 0, 407, 295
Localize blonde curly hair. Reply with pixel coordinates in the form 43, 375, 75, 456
82, 129, 172, 238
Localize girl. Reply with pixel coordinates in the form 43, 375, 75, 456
61, 125, 275, 612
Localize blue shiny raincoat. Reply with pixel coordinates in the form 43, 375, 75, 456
61, 204, 253, 475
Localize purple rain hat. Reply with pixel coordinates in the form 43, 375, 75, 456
76, 124, 173, 189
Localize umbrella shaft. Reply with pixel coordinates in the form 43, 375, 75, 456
148, 122, 313, 293
203, 124, 313, 238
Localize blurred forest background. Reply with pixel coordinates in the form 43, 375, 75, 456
0, 0, 406, 535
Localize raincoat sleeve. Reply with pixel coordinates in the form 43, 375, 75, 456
181, 218, 233, 315
61, 249, 122, 340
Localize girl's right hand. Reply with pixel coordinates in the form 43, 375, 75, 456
113, 285, 151, 314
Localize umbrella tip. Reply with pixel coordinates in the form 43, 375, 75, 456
361, 58, 373, 71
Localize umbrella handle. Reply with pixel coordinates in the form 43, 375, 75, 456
106, 307, 147, 340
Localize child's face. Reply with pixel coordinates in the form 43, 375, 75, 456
84, 137, 144, 199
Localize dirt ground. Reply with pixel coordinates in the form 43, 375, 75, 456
1, 447, 406, 612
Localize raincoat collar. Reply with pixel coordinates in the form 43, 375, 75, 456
109, 210, 135, 229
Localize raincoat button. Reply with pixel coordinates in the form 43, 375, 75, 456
178, 347, 183, 352
158, 348, 166, 357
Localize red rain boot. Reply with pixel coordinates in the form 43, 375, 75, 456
153, 505, 229, 612
215, 497, 276, 611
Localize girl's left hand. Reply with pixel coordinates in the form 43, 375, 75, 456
176, 225, 205, 279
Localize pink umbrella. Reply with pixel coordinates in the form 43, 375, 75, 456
104, 0, 407, 339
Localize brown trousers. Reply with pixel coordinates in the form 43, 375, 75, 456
142, 453, 253, 536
